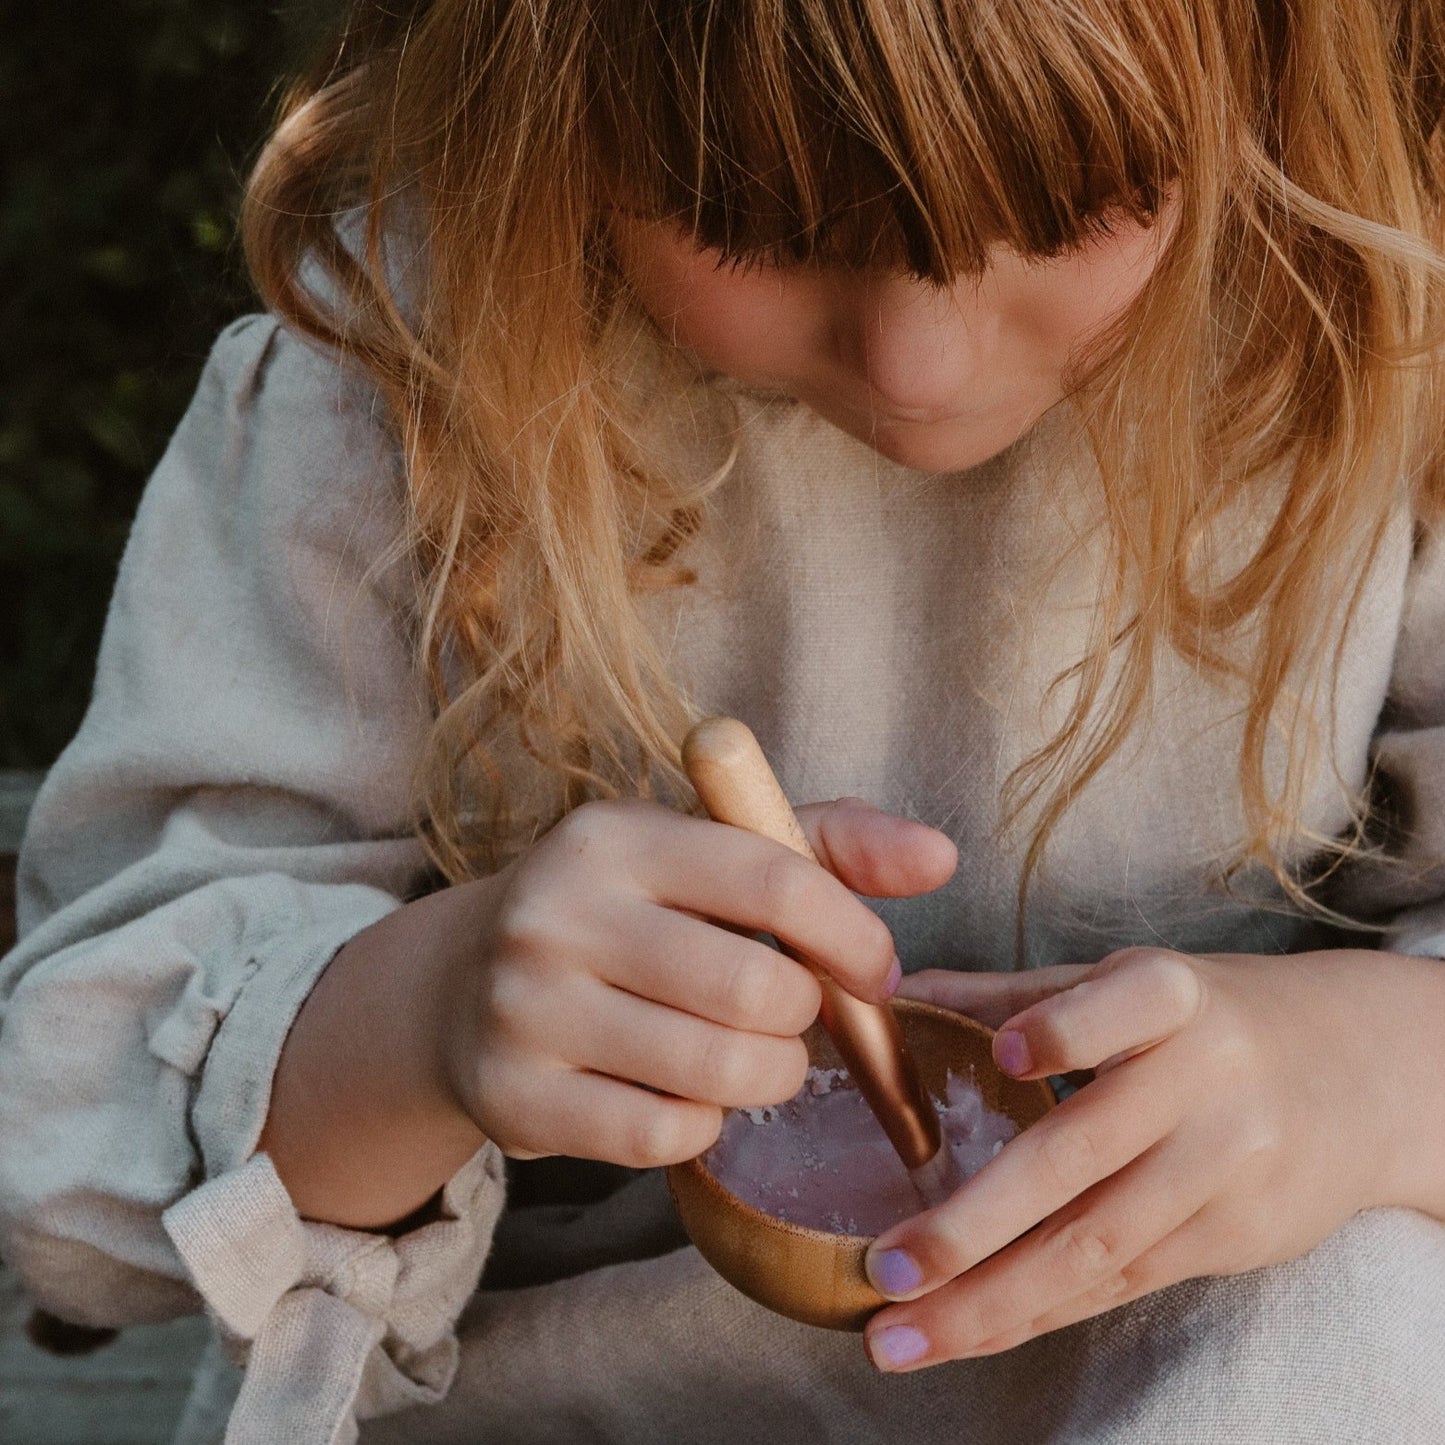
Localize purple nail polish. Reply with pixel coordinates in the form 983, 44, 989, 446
870, 1324, 930, 1370
995, 1029, 1031, 1076
868, 1247, 923, 1298
885, 955, 903, 997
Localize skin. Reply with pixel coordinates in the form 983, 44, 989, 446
261, 197, 1445, 1378
260, 798, 957, 1227
604, 199, 1178, 472
866, 950, 1445, 1370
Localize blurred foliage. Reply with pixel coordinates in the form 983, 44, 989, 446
0, 1, 334, 767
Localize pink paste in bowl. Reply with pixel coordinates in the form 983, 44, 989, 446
704, 1065, 1017, 1236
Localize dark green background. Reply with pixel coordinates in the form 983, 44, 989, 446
2, 2, 332, 767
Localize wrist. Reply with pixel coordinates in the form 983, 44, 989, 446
261, 886, 490, 1229
412, 873, 510, 1126
1369, 950, 1445, 1219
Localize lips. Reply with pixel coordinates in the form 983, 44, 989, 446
841, 394, 973, 427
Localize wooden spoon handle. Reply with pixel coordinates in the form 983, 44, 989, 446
682, 717, 943, 1171
683, 717, 819, 863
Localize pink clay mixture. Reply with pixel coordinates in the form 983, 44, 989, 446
705, 1065, 1018, 1236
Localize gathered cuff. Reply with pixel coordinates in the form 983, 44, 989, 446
184, 882, 401, 1179
163, 881, 507, 1441
164, 1147, 505, 1444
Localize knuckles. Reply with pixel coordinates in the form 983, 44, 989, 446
716, 952, 775, 1028
756, 850, 822, 924
619, 1102, 721, 1168
550, 797, 648, 853
693, 1027, 754, 1103
1037, 1122, 1102, 1198
473, 963, 541, 1047
692, 1030, 806, 1107
854, 909, 897, 979
491, 894, 571, 965
777, 969, 825, 1034
1054, 1221, 1122, 1287
772, 1036, 812, 1100
1105, 948, 1202, 1007
1133, 951, 1205, 1023
1021, 948, 1205, 1068
1191, 1014, 1258, 1085
621, 1109, 684, 1168
754, 852, 892, 978
714, 953, 822, 1035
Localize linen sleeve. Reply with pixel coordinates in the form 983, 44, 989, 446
1330, 515, 1445, 957
0, 315, 506, 1435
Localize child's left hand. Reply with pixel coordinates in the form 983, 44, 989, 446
862, 947, 1442, 1372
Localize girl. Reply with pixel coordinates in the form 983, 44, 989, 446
4, 1, 1445, 1441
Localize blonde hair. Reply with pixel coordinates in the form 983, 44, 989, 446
244, 0, 1445, 917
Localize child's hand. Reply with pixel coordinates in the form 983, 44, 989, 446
439, 797, 957, 1169
861, 948, 1429, 1372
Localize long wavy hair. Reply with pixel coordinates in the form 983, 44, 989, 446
243, 0, 1445, 917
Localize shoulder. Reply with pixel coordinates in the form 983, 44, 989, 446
195, 312, 395, 468
149, 313, 407, 580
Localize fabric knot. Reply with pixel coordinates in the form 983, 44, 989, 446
226, 1287, 384, 1445
164, 1154, 306, 1339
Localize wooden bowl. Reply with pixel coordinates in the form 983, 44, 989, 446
666, 998, 1056, 1331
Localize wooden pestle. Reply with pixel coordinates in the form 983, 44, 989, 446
682, 717, 957, 1204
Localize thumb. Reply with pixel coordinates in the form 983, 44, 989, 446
794, 797, 958, 899
897, 963, 1097, 1029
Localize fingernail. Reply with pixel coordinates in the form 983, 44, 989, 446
885, 955, 903, 997
869, 1324, 930, 1370
995, 1029, 1032, 1076
867, 1247, 923, 1298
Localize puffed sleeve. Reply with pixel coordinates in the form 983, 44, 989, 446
0, 315, 506, 1441
1330, 514, 1445, 956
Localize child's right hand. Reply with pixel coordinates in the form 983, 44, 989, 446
260, 794, 955, 1228
433, 797, 959, 1169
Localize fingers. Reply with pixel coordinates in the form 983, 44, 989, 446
991, 950, 1204, 1079
865, 1046, 1185, 1295
897, 965, 1097, 1028
615, 806, 901, 1002
864, 1129, 1212, 1370
963, 1217, 1225, 1354
794, 798, 958, 899
879, 1200, 1253, 1362
554, 979, 811, 1109
535, 798, 955, 1004
597, 909, 822, 1038
493, 1065, 725, 1168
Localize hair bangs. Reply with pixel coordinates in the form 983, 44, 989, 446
591, 0, 1191, 283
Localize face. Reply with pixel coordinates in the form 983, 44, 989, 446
608, 195, 1178, 473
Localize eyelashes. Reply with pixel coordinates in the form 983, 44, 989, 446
604, 198, 1153, 283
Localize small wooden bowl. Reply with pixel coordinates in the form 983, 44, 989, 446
666, 998, 1056, 1331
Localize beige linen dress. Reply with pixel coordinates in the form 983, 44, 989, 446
2, 313, 1444, 1443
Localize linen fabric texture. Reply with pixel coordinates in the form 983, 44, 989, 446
2, 313, 1444, 1443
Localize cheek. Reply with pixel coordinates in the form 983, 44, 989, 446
610, 223, 812, 384
1007, 228, 1166, 364
668, 282, 777, 367
648, 267, 808, 382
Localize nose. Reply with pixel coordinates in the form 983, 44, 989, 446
830, 273, 991, 417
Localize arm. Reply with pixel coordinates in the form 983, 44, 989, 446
855, 518, 1445, 1373
257, 880, 495, 1229
866, 945, 1445, 1371
260, 793, 959, 1230
0, 319, 502, 1432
